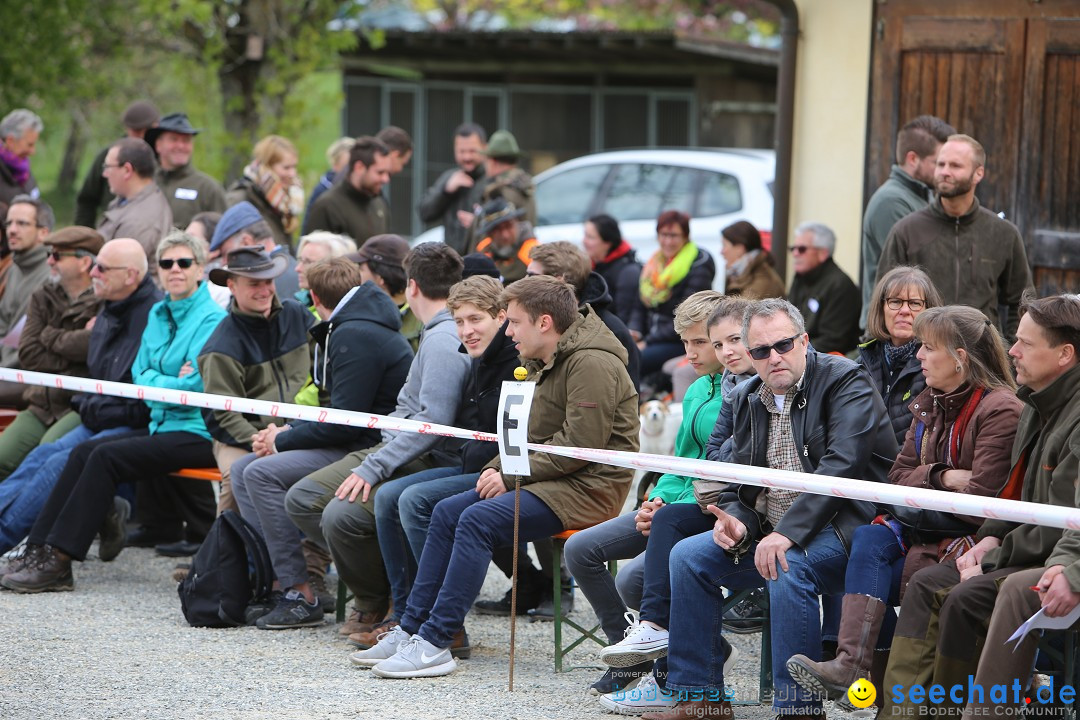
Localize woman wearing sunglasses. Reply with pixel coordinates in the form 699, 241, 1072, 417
0, 230, 227, 593
787, 305, 1022, 712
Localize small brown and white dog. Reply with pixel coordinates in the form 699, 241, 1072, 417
638, 399, 683, 457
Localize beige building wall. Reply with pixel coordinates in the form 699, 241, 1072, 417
787, 0, 874, 283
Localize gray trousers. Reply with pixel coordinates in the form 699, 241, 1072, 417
563, 509, 648, 643
284, 443, 436, 615
231, 447, 350, 590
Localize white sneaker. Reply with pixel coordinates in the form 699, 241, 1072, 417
598, 674, 678, 715
371, 634, 457, 679
349, 625, 410, 667
599, 617, 669, 668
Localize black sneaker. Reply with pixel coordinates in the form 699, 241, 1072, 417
245, 590, 283, 626
527, 584, 575, 622
723, 588, 766, 634
256, 589, 324, 630
588, 659, 655, 695
473, 588, 540, 616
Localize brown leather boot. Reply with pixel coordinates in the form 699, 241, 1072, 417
338, 608, 383, 637
642, 699, 734, 720
349, 618, 399, 648
450, 626, 472, 659
786, 594, 886, 708
0, 545, 74, 593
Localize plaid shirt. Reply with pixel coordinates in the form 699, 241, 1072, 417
758, 380, 803, 528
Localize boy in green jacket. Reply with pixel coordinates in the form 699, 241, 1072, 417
562, 290, 732, 697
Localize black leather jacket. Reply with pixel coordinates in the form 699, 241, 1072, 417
714, 350, 898, 552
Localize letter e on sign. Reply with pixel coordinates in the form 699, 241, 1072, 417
497, 381, 535, 477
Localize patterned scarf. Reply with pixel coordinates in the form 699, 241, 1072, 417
0, 147, 30, 186
243, 161, 305, 234
639, 241, 698, 308
884, 338, 918, 370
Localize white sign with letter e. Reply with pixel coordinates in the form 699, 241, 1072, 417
497, 381, 535, 477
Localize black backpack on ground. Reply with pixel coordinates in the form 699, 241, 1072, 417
177, 510, 273, 628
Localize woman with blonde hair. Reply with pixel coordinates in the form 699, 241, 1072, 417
788, 304, 1023, 713
226, 135, 304, 251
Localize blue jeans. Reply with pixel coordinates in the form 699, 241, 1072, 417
638, 502, 715, 628
372, 466, 472, 620
399, 488, 563, 649
666, 527, 848, 713
0, 424, 131, 553
843, 523, 904, 648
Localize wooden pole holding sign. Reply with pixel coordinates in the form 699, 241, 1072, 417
497, 378, 534, 692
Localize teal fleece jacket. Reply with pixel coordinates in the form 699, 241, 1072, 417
131, 281, 227, 438
649, 372, 724, 504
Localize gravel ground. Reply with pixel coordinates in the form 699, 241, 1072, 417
0, 537, 807, 720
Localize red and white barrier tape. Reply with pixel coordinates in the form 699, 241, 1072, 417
4, 367, 1078, 531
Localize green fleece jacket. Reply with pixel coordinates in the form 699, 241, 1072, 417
978, 364, 1080, 591
650, 372, 724, 504
486, 306, 639, 530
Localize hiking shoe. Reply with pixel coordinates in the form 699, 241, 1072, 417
349, 618, 399, 648
473, 587, 538, 616
256, 589, 324, 630
723, 588, 765, 634
245, 590, 283, 626
1, 543, 44, 579
98, 497, 130, 562
339, 607, 383, 636
600, 613, 669, 668
350, 625, 411, 667
450, 627, 472, 660
590, 659, 655, 696
1, 545, 73, 593
371, 634, 457, 679
309, 573, 336, 615
598, 673, 678, 715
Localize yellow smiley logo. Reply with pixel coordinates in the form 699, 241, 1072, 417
847, 678, 877, 709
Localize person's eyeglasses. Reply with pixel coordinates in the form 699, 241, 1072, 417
92, 262, 130, 273
789, 245, 813, 255
158, 257, 196, 270
49, 250, 82, 262
885, 297, 926, 312
748, 334, 801, 361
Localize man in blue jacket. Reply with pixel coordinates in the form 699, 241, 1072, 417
229, 257, 412, 629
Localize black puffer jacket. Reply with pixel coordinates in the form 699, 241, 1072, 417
74, 275, 162, 432
276, 283, 412, 453
630, 246, 716, 344
458, 324, 521, 473
857, 338, 925, 447
580, 271, 641, 390
594, 249, 643, 328
714, 350, 898, 552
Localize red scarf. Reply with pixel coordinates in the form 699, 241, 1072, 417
595, 241, 632, 268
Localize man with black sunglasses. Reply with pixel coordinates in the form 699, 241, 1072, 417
787, 221, 861, 356
628, 299, 897, 720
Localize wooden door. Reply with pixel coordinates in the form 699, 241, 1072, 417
867, 1, 1080, 295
